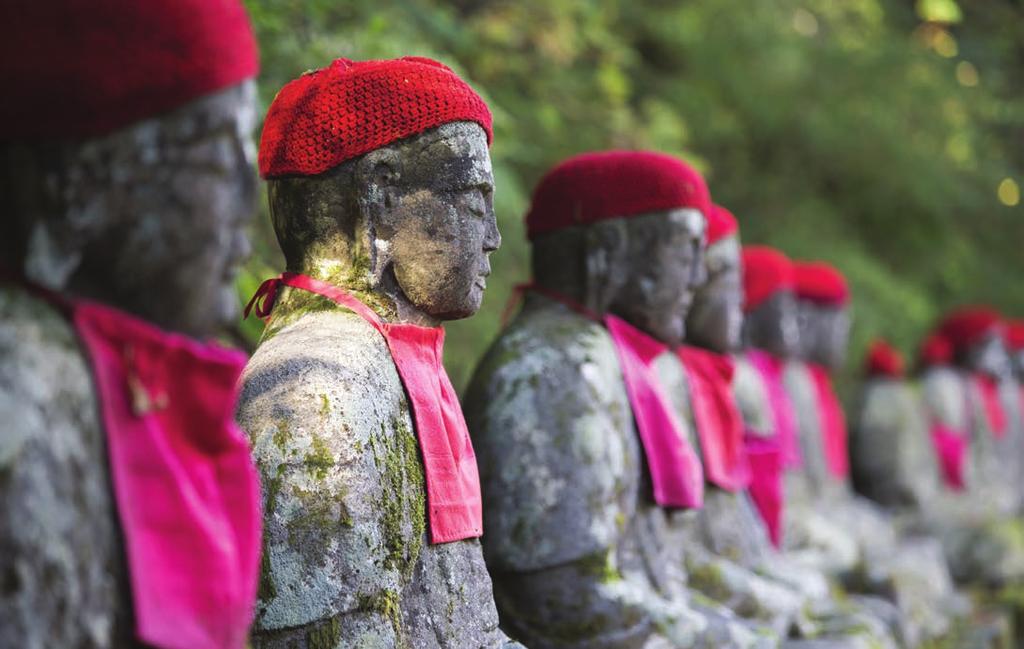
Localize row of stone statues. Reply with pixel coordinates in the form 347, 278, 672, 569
2, 2, 1023, 648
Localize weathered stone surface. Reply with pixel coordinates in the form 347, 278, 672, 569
239, 309, 512, 648
0, 287, 137, 649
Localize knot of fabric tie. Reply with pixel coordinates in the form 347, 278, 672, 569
244, 276, 284, 320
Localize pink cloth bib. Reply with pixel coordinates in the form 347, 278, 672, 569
744, 435, 784, 548
808, 363, 849, 480
605, 315, 704, 508
74, 300, 260, 649
246, 273, 482, 543
973, 373, 1008, 439
678, 345, 749, 492
930, 423, 967, 491
746, 349, 801, 469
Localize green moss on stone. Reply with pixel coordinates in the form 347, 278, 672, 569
304, 434, 334, 481
272, 420, 291, 453
688, 560, 731, 603
371, 415, 426, 581
357, 589, 405, 647
306, 615, 341, 649
320, 393, 331, 418
577, 549, 622, 584
258, 466, 285, 602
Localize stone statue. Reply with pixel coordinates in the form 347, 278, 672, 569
235, 58, 518, 648
0, 3, 262, 648
467, 151, 770, 648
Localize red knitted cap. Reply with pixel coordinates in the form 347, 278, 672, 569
259, 57, 493, 178
1006, 320, 1024, 352
938, 306, 1002, 354
865, 339, 905, 378
708, 204, 739, 246
525, 150, 712, 240
793, 261, 850, 306
0, 0, 258, 140
741, 246, 794, 313
918, 333, 953, 368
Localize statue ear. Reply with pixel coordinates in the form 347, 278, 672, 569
354, 148, 402, 285
582, 220, 629, 314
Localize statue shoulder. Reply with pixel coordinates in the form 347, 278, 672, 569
0, 286, 128, 646
732, 355, 772, 435
239, 310, 428, 636
465, 309, 638, 571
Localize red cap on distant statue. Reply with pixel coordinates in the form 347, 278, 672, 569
525, 150, 712, 240
0, 0, 259, 140
259, 57, 493, 178
918, 332, 953, 368
865, 339, 905, 378
793, 261, 850, 307
741, 246, 794, 313
1004, 320, 1024, 352
938, 306, 1002, 354
707, 204, 739, 246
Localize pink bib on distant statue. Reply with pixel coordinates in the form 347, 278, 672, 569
73, 301, 261, 649
930, 423, 967, 491
744, 435, 783, 548
605, 315, 704, 508
678, 345, 749, 492
808, 363, 849, 480
973, 373, 1008, 439
246, 273, 482, 543
746, 349, 801, 469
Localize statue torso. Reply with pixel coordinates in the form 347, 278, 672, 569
238, 308, 509, 648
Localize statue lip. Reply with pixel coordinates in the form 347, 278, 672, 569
474, 277, 487, 290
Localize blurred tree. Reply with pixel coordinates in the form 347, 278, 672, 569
241, 0, 1024, 396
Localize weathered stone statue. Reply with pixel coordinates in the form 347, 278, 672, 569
467, 151, 767, 648
236, 58, 518, 648
850, 340, 941, 510
0, 3, 263, 649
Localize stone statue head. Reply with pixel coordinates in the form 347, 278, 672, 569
526, 151, 711, 346
0, 0, 260, 337
0, 82, 258, 336
686, 207, 743, 353
938, 307, 1012, 380
257, 57, 498, 325
740, 246, 800, 358
797, 301, 852, 371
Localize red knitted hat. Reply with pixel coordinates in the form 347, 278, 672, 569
708, 204, 739, 246
938, 306, 1002, 354
259, 57, 493, 178
741, 246, 794, 313
525, 150, 712, 240
793, 261, 850, 306
865, 339, 905, 378
0, 0, 259, 140
1006, 320, 1024, 352
918, 332, 953, 368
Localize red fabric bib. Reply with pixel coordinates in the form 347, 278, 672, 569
678, 345, 750, 492
930, 423, 967, 491
973, 373, 1008, 439
744, 436, 784, 548
246, 273, 482, 543
808, 363, 849, 480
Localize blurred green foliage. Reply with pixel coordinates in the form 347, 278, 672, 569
241, 0, 1024, 395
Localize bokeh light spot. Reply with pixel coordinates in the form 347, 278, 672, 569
997, 178, 1020, 206
956, 61, 979, 87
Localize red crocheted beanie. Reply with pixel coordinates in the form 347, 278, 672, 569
793, 261, 850, 307
741, 246, 794, 313
0, 0, 258, 140
865, 339, 905, 378
918, 332, 953, 368
938, 306, 1003, 354
708, 204, 739, 246
259, 57, 493, 178
1006, 320, 1024, 352
525, 150, 712, 240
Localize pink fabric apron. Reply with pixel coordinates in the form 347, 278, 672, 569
678, 345, 750, 492
514, 284, 704, 508
973, 373, 1008, 439
744, 436, 783, 548
930, 423, 967, 491
11, 275, 262, 649
808, 363, 849, 480
246, 273, 482, 543
746, 349, 801, 469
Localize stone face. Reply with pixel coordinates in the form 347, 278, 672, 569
0, 287, 136, 649
239, 309, 511, 648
